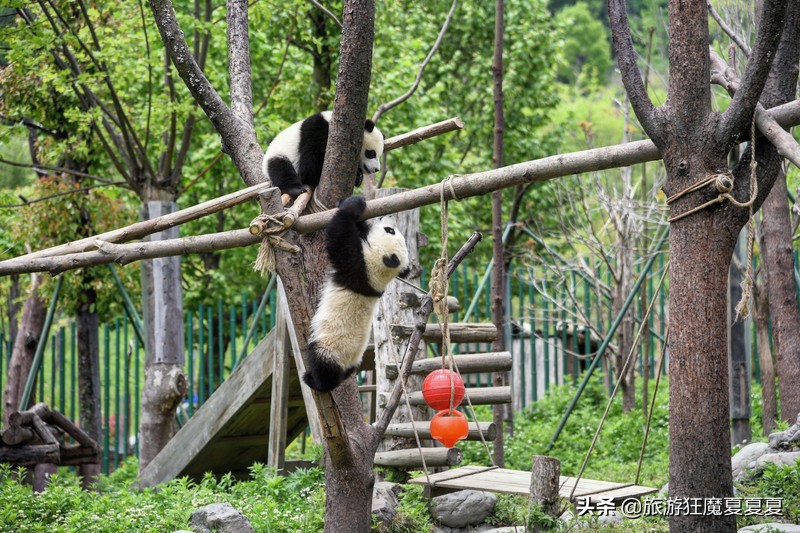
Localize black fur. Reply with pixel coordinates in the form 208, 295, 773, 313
302, 341, 357, 392
296, 112, 329, 188
326, 195, 383, 297
267, 156, 308, 197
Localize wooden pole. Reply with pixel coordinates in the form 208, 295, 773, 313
529, 455, 561, 532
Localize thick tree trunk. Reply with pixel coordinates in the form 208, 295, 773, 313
3, 278, 45, 427
668, 209, 737, 532
138, 199, 187, 472
77, 281, 102, 487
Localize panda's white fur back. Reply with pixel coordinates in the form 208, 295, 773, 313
308, 284, 376, 370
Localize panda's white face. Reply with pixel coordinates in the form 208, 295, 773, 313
361, 122, 384, 176
363, 217, 409, 291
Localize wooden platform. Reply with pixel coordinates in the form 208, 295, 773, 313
409, 465, 658, 503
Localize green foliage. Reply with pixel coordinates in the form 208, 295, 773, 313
737, 459, 800, 526
374, 484, 434, 533
0, 460, 326, 532
554, 2, 613, 87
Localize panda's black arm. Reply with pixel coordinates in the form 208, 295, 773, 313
325, 195, 370, 277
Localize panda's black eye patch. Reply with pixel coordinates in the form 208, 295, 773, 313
365, 149, 377, 159
384, 227, 395, 234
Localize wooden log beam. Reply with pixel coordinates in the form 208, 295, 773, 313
373, 446, 462, 468
391, 323, 497, 343
59, 445, 102, 465
403, 386, 512, 406
398, 292, 459, 312
384, 421, 496, 441
384, 352, 512, 380
383, 117, 464, 152
1, 426, 35, 445
0, 443, 60, 465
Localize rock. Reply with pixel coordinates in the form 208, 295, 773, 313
732, 442, 770, 477
372, 481, 401, 524
431, 490, 497, 528
433, 524, 497, 533
190, 503, 254, 533
755, 451, 800, 469
767, 414, 800, 451
739, 524, 800, 532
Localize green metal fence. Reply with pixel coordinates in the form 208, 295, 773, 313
4, 247, 794, 473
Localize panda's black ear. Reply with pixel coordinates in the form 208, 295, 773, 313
365, 119, 375, 133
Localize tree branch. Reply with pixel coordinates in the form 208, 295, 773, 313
707, 0, 750, 57
718, 0, 789, 144
374, 232, 483, 437
308, 0, 341, 29
608, 0, 663, 147
0, 158, 116, 184
710, 50, 800, 169
383, 117, 464, 152
371, 0, 457, 123
226, 0, 254, 128
149, 0, 264, 185
0, 182, 128, 209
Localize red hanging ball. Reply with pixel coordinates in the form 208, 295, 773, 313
430, 409, 469, 448
422, 369, 465, 410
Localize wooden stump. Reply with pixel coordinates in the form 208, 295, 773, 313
529, 455, 560, 532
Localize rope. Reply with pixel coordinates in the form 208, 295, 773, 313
735, 117, 758, 319
250, 213, 301, 275
568, 262, 669, 500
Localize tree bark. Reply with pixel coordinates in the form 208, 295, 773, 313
76, 279, 102, 487
3, 278, 45, 427
753, 278, 778, 434
758, 0, 800, 425
491, 0, 506, 467
729, 234, 751, 446
138, 200, 187, 472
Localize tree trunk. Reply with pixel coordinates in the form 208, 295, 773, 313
138, 199, 187, 472
753, 280, 778, 434
6, 274, 20, 347
762, 174, 800, 423
3, 278, 45, 426
491, 0, 506, 467
668, 208, 737, 532
758, 0, 800, 425
77, 279, 102, 487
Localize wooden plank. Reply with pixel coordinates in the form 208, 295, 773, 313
391, 323, 497, 343
374, 447, 462, 468
384, 352, 512, 379
278, 280, 322, 444
268, 303, 290, 472
384, 421, 496, 441
404, 386, 512, 406
137, 331, 276, 488
409, 466, 658, 503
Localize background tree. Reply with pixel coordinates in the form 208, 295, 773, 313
609, 0, 793, 531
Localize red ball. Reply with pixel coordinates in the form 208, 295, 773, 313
422, 369, 465, 410
430, 409, 469, 448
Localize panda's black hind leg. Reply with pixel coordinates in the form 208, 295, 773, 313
267, 155, 309, 197
303, 342, 349, 392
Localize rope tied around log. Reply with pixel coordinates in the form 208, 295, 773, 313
250, 212, 301, 275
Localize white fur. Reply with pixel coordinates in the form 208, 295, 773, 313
309, 217, 409, 369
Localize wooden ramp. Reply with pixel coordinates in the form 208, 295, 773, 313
409, 465, 658, 503
138, 281, 324, 487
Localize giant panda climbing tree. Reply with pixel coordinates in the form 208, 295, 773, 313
2, 0, 800, 532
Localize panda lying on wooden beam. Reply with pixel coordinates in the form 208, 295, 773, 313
302, 195, 410, 392
262, 111, 384, 202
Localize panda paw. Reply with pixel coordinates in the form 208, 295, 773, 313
337, 195, 367, 218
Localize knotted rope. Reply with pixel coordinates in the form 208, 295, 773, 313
250, 212, 301, 275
